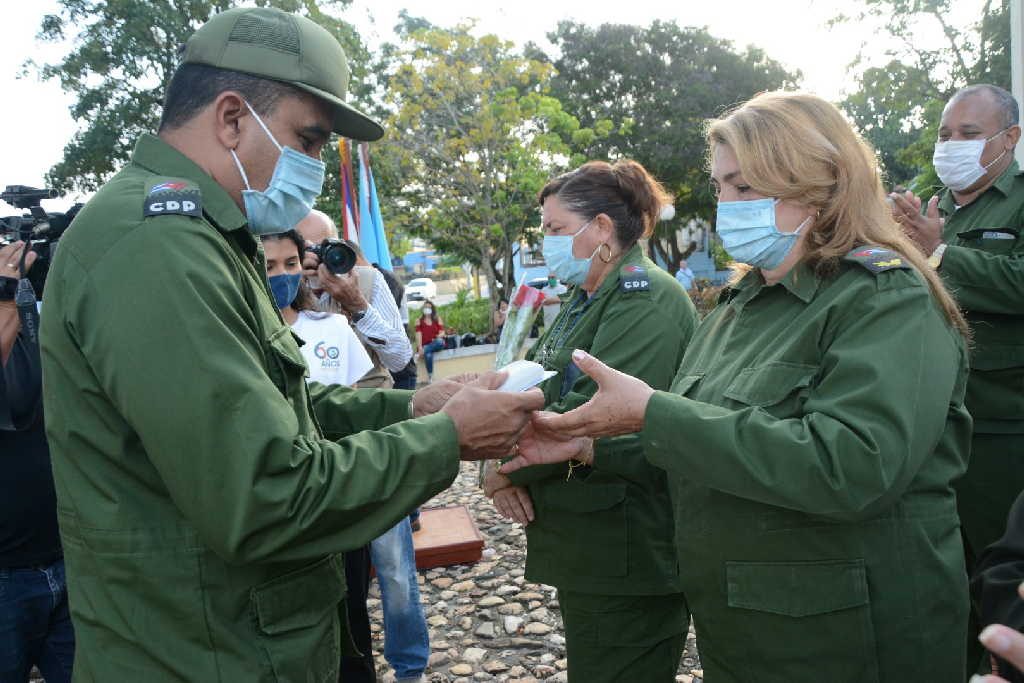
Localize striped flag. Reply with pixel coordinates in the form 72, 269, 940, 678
339, 139, 359, 244
357, 143, 393, 271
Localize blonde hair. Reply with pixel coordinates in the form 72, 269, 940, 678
706, 91, 968, 337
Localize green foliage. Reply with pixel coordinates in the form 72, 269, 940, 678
408, 297, 491, 336
34, 0, 367, 193
837, 0, 1010, 189
541, 21, 799, 264
711, 241, 733, 271
369, 24, 610, 307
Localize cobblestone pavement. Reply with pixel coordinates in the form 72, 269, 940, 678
370, 462, 703, 683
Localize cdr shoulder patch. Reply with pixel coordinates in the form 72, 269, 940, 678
619, 263, 651, 292
143, 178, 202, 218
843, 246, 912, 274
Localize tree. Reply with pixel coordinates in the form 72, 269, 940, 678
540, 21, 799, 269
370, 23, 607, 305
837, 0, 1010, 194
32, 0, 367, 193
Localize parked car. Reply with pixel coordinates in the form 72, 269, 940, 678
406, 277, 438, 301
526, 276, 550, 290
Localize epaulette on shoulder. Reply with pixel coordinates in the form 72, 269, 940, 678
842, 246, 912, 275
618, 263, 651, 292
142, 177, 202, 218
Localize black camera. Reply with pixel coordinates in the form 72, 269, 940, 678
1, 185, 83, 299
306, 238, 357, 275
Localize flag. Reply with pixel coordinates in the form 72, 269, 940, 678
357, 143, 394, 271
339, 139, 359, 244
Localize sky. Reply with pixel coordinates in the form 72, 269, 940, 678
0, 0, 988, 216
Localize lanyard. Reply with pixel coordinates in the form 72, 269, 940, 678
536, 290, 596, 370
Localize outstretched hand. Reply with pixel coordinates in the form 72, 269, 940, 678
531, 350, 654, 439
498, 418, 591, 474
442, 375, 545, 460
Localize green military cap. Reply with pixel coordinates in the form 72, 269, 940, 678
181, 7, 383, 141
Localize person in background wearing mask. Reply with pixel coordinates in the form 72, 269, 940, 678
484, 159, 699, 682
36, 8, 543, 680
263, 230, 371, 385
890, 83, 1024, 671
505, 92, 973, 682
540, 272, 568, 329
414, 301, 445, 384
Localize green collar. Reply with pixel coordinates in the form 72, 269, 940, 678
731, 260, 819, 304
131, 134, 248, 233
938, 160, 1022, 214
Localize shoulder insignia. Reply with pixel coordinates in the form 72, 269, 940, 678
619, 263, 650, 292
843, 246, 912, 274
143, 178, 202, 218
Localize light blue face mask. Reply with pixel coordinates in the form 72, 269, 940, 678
716, 198, 809, 270
542, 219, 597, 286
231, 101, 326, 236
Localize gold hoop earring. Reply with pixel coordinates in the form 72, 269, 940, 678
598, 243, 613, 263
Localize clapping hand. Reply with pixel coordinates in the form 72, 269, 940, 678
889, 190, 944, 255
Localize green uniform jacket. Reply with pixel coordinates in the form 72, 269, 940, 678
936, 161, 1024, 433
629, 253, 971, 682
39, 135, 461, 682
507, 245, 698, 596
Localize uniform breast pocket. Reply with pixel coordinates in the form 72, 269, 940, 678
265, 326, 310, 398
979, 235, 1018, 254
959, 228, 1019, 255
722, 361, 817, 418
252, 554, 346, 683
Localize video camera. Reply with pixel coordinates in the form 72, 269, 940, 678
0, 185, 83, 299
306, 238, 357, 275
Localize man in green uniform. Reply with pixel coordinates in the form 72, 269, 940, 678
891, 83, 1024, 670
39, 8, 542, 681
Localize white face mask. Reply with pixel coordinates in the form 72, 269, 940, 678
933, 129, 1009, 192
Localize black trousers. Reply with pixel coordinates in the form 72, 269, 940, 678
339, 545, 376, 683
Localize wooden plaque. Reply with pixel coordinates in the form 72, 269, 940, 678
412, 505, 485, 569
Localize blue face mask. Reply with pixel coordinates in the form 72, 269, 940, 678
716, 198, 809, 270
231, 101, 326, 236
268, 272, 302, 309
542, 219, 597, 286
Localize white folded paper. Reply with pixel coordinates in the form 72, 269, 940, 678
496, 360, 557, 393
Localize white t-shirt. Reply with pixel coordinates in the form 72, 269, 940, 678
291, 311, 373, 386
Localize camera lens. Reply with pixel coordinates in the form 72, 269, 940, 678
321, 240, 357, 275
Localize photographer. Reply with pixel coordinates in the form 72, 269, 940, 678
297, 210, 414, 388
0, 240, 74, 683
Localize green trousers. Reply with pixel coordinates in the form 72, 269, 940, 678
557, 589, 688, 683
957, 432, 1024, 677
